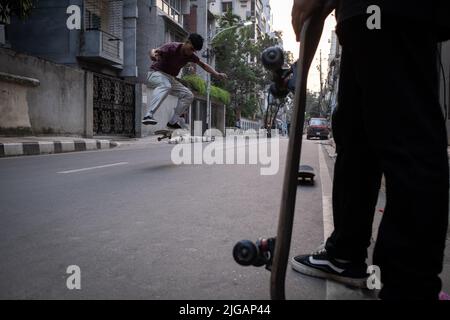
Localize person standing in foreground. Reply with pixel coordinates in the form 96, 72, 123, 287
142, 33, 227, 129
290, 0, 450, 300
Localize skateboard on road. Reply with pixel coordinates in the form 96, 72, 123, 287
233, 6, 329, 300
155, 129, 174, 142
298, 165, 315, 185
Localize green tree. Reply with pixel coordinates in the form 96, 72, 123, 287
212, 13, 290, 127
0, 0, 34, 23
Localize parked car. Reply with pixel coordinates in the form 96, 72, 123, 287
306, 118, 330, 140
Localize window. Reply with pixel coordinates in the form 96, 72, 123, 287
84, 0, 123, 38
165, 25, 185, 43
309, 119, 328, 126
157, 0, 183, 25
85, 0, 107, 30
222, 1, 233, 13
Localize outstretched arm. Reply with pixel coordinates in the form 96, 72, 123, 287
197, 61, 228, 80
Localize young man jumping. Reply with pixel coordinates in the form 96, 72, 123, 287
142, 33, 227, 130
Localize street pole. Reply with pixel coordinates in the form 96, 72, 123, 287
207, 68, 212, 138
319, 50, 323, 117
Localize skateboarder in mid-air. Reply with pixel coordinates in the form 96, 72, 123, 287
142, 33, 227, 130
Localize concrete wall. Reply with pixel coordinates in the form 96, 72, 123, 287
0, 48, 91, 136
135, 1, 191, 84
122, 0, 139, 78
7, 0, 82, 66
136, 1, 165, 84
189, 0, 209, 80
7, 0, 129, 79
0, 72, 40, 135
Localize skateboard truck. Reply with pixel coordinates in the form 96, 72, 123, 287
261, 47, 292, 98
233, 238, 276, 271
155, 129, 173, 142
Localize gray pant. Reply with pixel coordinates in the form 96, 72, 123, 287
145, 71, 194, 122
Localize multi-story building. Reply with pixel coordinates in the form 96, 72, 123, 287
209, 0, 273, 128
209, 0, 268, 39
261, 0, 273, 35
2, 0, 226, 137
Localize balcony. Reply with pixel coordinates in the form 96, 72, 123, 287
79, 30, 124, 67
156, 0, 183, 25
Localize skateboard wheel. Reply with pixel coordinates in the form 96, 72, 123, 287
233, 240, 258, 266
261, 47, 284, 71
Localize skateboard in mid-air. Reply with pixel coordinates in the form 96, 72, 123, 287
233, 5, 330, 300
155, 129, 190, 142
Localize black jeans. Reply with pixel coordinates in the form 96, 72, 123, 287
325, 16, 449, 299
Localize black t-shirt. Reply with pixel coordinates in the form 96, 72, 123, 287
337, 0, 450, 40
338, 0, 438, 23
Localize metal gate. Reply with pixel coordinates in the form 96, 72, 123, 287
93, 73, 135, 136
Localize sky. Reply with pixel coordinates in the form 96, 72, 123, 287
271, 2, 337, 93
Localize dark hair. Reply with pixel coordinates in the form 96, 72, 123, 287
187, 33, 204, 51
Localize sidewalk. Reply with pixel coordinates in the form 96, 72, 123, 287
0, 132, 241, 158
0, 136, 120, 158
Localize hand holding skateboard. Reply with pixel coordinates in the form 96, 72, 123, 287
233, 0, 333, 300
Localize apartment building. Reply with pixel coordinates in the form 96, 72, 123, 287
209, 0, 272, 39
2, 0, 228, 137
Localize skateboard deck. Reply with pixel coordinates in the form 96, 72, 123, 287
298, 165, 315, 185
155, 129, 196, 144
270, 11, 329, 300
232, 5, 330, 300
155, 129, 173, 142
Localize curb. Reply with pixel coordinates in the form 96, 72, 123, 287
321, 139, 337, 160
0, 140, 118, 158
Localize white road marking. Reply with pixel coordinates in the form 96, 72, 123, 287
318, 143, 343, 300
57, 162, 129, 174
318, 143, 334, 242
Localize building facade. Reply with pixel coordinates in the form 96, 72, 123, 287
208, 0, 272, 128
209, 0, 269, 39
2, 0, 226, 138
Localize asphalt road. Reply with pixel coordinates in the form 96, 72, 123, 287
2, 136, 448, 299
0, 136, 330, 299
